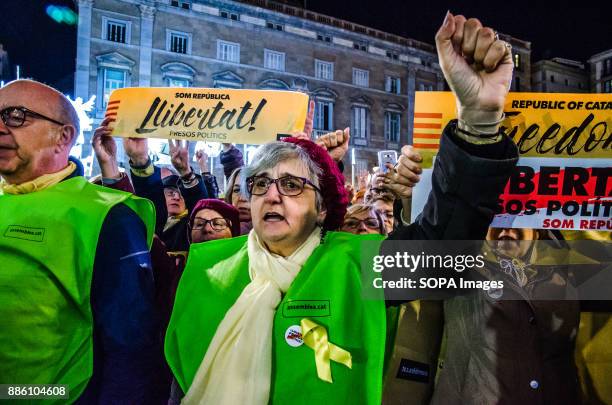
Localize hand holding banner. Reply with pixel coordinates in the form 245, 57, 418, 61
105, 88, 309, 144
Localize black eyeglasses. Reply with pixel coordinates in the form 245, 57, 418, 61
0, 106, 66, 128
246, 175, 321, 197
191, 217, 230, 231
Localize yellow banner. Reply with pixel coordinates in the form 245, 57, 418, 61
106, 88, 309, 144
414, 92, 612, 167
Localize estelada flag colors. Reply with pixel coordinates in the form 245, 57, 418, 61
105, 88, 309, 144
413, 92, 611, 231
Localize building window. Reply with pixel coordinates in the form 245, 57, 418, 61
604, 80, 612, 93
550, 75, 555, 83
385, 76, 401, 94
353, 68, 369, 87
170, 0, 191, 10
167, 77, 190, 87
353, 41, 367, 51
103, 68, 126, 107
96, 52, 134, 112
578, 83, 583, 89
103, 18, 129, 44
314, 100, 333, 136
514, 53, 521, 70
315, 60, 334, 81
604, 59, 612, 76
264, 49, 285, 71
161, 62, 195, 88
217, 40, 240, 63
352, 106, 369, 139
167, 30, 191, 54
565, 78, 569, 86
386, 51, 399, 60
220, 10, 239, 20
317, 33, 331, 43
385, 112, 401, 143
419, 83, 434, 91
515, 76, 521, 91
266, 21, 284, 31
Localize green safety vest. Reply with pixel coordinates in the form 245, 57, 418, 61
165, 231, 389, 404
0, 176, 154, 404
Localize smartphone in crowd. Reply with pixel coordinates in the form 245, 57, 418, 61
377, 150, 398, 173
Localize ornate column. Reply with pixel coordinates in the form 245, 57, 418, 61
139, 3, 156, 86
75, 0, 94, 99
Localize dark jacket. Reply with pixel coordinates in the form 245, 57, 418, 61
383, 120, 519, 404
219, 145, 244, 180
131, 163, 208, 252
388, 120, 518, 242
101, 172, 182, 404
52, 170, 161, 404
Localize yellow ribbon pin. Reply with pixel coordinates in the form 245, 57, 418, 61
300, 318, 352, 383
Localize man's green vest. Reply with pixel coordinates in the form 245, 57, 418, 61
0, 176, 155, 403
165, 231, 388, 404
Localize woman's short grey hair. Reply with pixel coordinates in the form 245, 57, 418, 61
241, 142, 324, 213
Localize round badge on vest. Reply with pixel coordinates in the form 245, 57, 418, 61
285, 325, 303, 347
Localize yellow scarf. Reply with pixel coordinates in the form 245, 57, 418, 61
164, 209, 189, 233
0, 162, 76, 195
182, 226, 321, 405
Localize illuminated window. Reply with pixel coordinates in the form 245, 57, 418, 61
103, 69, 125, 107
514, 53, 520, 69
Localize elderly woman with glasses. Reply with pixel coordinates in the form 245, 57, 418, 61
165, 13, 519, 405
188, 199, 240, 244
340, 203, 388, 236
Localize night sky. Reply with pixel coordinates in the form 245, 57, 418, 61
0, 0, 610, 95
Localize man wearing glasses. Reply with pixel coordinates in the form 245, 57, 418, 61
0, 80, 161, 403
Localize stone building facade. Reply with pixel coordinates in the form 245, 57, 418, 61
588, 49, 612, 93
75, 0, 443, 178
532, 58, 589, 93
75, 0, 531, 183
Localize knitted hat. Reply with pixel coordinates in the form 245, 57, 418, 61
162, 175, 180, 190
281, 137, 348, 231
189, 199, 241, 237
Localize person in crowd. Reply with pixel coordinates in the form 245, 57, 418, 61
189, 199, 241, 244
165, 12, 519, 405
366, 189, 396, 233
352, 188, 366, 204
0, 79, 159, 403
219, 142, 244, 180
224, 167, 253, 235
195, 149, 220, 197
120, 135, 213, 252
432, 226, 582, 404
351, 169, 372, 205
160, 174, 192, 251
340, 203, 387, 235
344, 182, 355, 205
